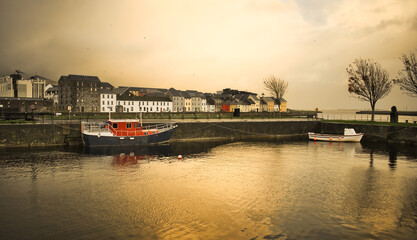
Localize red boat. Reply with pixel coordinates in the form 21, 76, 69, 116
81, 119, 177, 147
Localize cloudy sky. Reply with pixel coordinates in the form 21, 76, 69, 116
1, 0, 416, 110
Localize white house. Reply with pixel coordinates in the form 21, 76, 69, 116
167, 88, 185, 112
116, 95, 172, 113
100, 90, 117, 112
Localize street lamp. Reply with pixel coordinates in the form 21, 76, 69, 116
261, 93, 264, 112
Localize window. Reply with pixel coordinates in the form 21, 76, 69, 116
131, 107, 133, 111
133, 123, 138, 128
126, 123, 132, 128
102, 107, 105, 111
102, 101, 105, 105
112, 123, 118, 129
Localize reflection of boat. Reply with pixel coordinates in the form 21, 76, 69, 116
308, 128, 364, 142
83, 144, 173, 156
112, 153, 140, 166
81, 118, 177, 147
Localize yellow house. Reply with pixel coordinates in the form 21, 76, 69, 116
262, 97, 275, 112
274, 98, 287, 112
230, 100, 238, 113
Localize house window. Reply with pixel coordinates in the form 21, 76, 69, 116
131, 107, 133, 111
112, 123, 118, 129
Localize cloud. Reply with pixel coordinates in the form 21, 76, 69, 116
0, 0, 416, 110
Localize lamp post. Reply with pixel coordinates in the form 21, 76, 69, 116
261, 93, 264, 113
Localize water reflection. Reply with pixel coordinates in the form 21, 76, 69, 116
389, 147, 398, 169
1, 141, 417, 239
83, 141, 232, 157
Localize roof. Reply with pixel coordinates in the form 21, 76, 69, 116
112, 87, 129, 95
101, 82, 114, 89
168, 88, 183, 97
117, 94, 172, 102
122, 86, 167, 94
59, 74, 101, 82
186, 90, 206, 99
180, 91, 191, 98
45, 86, 58, 92
275, 98, 287, 103
262, 97, 275, 103
247, 99, 256, 104
100, 89, 118, 94
206, 98, 215, 105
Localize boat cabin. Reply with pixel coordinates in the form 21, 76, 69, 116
107, 119, 158, 137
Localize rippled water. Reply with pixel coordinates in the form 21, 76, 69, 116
1, 141, 417, 240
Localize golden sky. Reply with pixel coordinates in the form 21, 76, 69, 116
1, 0, 416, 110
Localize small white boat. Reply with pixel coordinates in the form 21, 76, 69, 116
308, 128, 364, 142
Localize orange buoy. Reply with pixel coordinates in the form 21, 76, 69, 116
329, 137, 333, 141
338, 137, 342, 141
314, 137, 317, 141
178, 155, 183, 160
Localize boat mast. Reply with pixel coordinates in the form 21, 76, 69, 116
140, 112, 143, 127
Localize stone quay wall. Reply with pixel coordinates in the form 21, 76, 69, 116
0, 120, 416, 147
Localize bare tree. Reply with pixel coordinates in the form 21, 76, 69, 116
263, 75, 288, 112
347, 58, 392, 121
395, 52, 417, 97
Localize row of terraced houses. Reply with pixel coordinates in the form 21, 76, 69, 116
1, 73, 287, 113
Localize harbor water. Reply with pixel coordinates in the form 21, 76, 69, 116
1, 141, 417, 239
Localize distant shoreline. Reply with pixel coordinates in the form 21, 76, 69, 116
356, 111, 417, 116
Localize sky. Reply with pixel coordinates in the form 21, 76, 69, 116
0, 0, 416, 111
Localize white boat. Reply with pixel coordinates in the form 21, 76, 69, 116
308, 128, 364, 142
